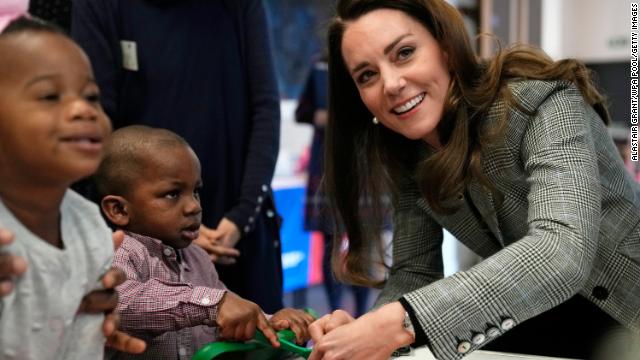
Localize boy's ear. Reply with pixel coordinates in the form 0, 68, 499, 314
101, 195, 131, 227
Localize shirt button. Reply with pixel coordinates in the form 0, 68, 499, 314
501, 318, 516, 331
255, 206, 261, 213
32, 322, 43, 331
248, 216, 254, 224
486, 327, 500, 337
457, 341, 471, 354
163, 248, 172, 257
472, 333, 486, 345
201, 297, 211, 305
244, 225, 250, 234
203, 319, 210, 325
262, 184, 268, 192
257, 196, 263, 203
178, 347, 187, 356
266, 209, 275, 218
273, 240, 280, 248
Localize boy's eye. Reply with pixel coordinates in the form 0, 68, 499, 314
39, 93, 60, 102
397, 47, 414, 60
194, 186, 201, 199
85, 93, 101, 103
164, 190, 180, 199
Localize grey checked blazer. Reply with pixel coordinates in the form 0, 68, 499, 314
375, 80, 640, 360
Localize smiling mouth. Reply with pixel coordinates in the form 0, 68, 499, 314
392, 93, 425, 115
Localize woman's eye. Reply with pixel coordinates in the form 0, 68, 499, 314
397, 47, 414, 60
357, 70, 376, 84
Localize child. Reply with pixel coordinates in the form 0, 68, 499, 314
0, 15, 145, 359
95, 125, 314, 359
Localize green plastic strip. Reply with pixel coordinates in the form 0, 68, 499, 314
192, 308, 317, 359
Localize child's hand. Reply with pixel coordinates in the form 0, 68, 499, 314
270, 308, 315, 344
216, 291, 280, 347
0, 228, 27, 296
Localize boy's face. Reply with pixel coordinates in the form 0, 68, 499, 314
125, 145, 203, 249
0, 32, 111, 186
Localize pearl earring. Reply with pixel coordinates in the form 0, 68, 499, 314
372, 117, 379, 125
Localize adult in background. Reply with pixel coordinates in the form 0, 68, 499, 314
295, 57, 370, 317
308, 0, 640, 359
71, 0, 284, 313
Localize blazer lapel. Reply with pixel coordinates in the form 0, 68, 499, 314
468, 181, 504, 246
416, 195, 503, 258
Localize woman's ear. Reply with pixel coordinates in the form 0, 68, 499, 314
101, 195, 131, 227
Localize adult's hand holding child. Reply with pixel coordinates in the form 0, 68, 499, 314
79, 230, 146, 354
0, 228, 27, 297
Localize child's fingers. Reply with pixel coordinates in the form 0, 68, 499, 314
106, 330, 147, 354
101, 268, 127, 289
112, 230, 125, 250
0, 228, 15, 245
271, 319, 290, 331
0, 280, 14, 297
102, 312, 118, 337
0, 254, 27, 277
256, 314, 280, 347
80, 288, 118, 313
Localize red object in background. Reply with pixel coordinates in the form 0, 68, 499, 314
308, 231, 324, 285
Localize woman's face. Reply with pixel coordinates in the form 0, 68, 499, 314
341, 8, 451, 148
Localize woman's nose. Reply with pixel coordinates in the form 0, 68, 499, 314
382, 69, 406, 96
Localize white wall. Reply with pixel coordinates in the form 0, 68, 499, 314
542, 0, 629, 62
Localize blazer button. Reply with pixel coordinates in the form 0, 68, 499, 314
592, 286, 609, 301
457, 193, 464, 201
500, 318, 516, 331
472, 333, 486, 345
486, 327, 500, 337
457, 341, 471, 354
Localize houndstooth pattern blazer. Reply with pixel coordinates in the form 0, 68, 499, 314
375, 80, 640, 360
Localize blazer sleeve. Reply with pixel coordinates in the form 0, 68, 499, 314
401, 84, 602, 360
223, 0, 281, 235
375, 175, 444, 307
71, 0, 123, 126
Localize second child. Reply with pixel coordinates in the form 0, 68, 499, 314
95, 125, 314, 359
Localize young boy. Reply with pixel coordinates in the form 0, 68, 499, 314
0, 15, 144, 359
96, 125, 314, 359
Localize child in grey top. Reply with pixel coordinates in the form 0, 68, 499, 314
0, 15, 143, 359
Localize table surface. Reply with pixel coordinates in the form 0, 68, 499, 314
391, 348, 577, 360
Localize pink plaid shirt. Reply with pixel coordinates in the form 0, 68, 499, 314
109, 232, 227, 360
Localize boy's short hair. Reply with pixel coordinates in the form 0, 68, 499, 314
95, 125, 189, 198
1, 15, 65, 36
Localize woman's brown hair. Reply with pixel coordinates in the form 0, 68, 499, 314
325, 0, 610, 287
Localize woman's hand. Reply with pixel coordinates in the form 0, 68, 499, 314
270, 308, 316, 344
308, 302, 414, 360
194, 224, 241, 263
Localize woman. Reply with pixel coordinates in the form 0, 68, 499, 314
308, 1, 640, 360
